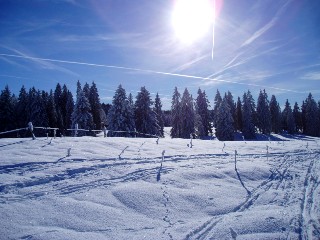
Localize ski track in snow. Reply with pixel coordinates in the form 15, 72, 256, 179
185, 149, 320, 240
0, 136, 319, 239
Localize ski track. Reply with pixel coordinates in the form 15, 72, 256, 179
184, 149, 320, 240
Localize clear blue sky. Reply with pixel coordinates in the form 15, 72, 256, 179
1, 0, 319, 109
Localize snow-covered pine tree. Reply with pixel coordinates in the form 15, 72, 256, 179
293, 102, 302, 133
196, 88, 212, 138
76, 80, 82, 98
16, 85, 29, 128
304, 93, 319, 136
54, 83, 64, 130
46, 90, 58, 128
89, 82, 102, 130
60, 85, 68, 128
256, 89, 271, 134
246, 90, 257, 128
65, 91, 74, 131
242, 91, 256, 139
154, 93, 164, 137
107, 85, 135, 137
170, 87, 181, 138
0, 85, 15, 133
134, 86, 159, 137
180, 88, 195, 139
29, 88, 48, 127
71, 89, 94, 136
215, 96, 234, 141
269, 95, 281, 134
128, 93, 134, 108
83, 82, 90, 100
235, 97, 242, 132
213, 89, 222, 127
225, 91, 236, 129
282, 99, 295, 134
99, 108, 107, 127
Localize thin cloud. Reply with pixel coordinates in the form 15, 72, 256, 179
241, 0, 292, 47
0, 47, 79, 77
302, 72, 320, 81
54, 32, 143, 43
0, 74, 30, 80
171, 54, 209, 73
0, 53, 310, 94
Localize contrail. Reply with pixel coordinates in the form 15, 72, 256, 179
0, 53, 307, 94
212, 0, 216, 60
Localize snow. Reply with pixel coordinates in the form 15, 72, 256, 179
0, 131, 319, 239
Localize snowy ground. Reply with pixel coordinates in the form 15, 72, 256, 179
0, 132, 319, 239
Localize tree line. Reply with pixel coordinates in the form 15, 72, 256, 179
0, 83, 319, 139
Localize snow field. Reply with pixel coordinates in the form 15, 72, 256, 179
0, 135, 319, 239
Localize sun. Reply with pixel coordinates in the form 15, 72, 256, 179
171, 0, 214, 45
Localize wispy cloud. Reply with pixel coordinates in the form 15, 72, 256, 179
171, 54, 209, 73
241, 0, 292, 47
0, 53, 309, 94
0, 74, 30, 80
54, 32, 143, 43
302, 72, 320, 80
0, 46, 79, 77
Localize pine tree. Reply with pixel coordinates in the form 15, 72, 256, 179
225, 91, 236, 129
134, 86, 159, 137
270, 95, 281, 134
16, 85, 29, 128
196, 88, 212, 138
76, 80, 82, 98
128, 93, 134, 107
235, 97, 242, 131
71, 89, 93, 136
293, 102, 302, 133
246, 90, 257, 128
83, 82, 90, 100
213, 89, 222, 127
29, 88, 48, 127
256, 89, 271, 134
89, 82, 102, 130
304, 93, 319, 136
0, 85, 15, 133
46, 90, 58, 128
65, 91, 74, 130
170, 87, 181, 138
107, 85, 135, 137
154, 93, 164, 137
242, 91, 256, 139
180, 88, 195, 139
215, 96, 234, 141
54, 83, 64, 130
282, 99, 295, 134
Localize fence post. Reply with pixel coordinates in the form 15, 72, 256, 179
67, 148, 71, 157
74, 123, 78, 137
103, 126, 107, 138
190, 133, 193, 148
235, 150, 237, 165
266, 145, 269, 161
28, 122, 36, 140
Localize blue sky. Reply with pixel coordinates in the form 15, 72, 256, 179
0, 0, 319, 109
